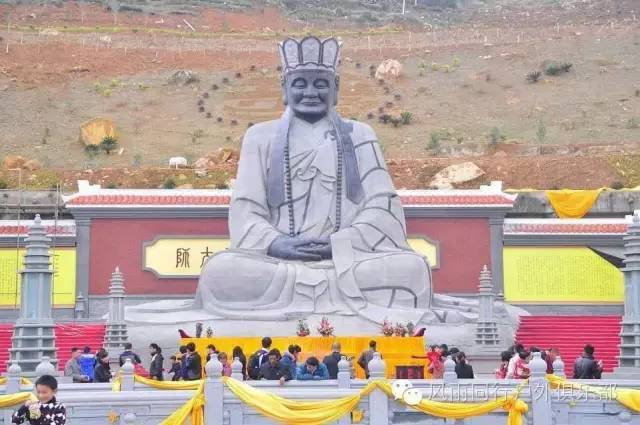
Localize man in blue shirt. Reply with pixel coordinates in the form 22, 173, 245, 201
297, 356, 329, 380
280, 344, 301, 379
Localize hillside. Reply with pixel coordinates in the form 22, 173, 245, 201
0, 0, 638, 190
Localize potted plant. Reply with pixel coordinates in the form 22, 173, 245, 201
394, 322, 408, 337
205, 326, 213, 338
296, 319, 310, 337
381, 318, 394, 336
317, 317, 334, 337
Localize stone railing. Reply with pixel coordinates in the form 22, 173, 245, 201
1, 353, 639, 424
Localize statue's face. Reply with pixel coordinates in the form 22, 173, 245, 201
283, 70, 337, 122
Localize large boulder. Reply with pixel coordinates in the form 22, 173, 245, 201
168, 70, 199, 85
429, 162, 485, 189
3, 155, 26, 169
375, 59, 403, 80
194, 148, 240, 169
79, 118, 118, 147
24, 159, 42, 171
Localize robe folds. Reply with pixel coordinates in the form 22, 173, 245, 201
194, 110, 432, 323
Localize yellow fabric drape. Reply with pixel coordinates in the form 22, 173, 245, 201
374, 381, 527, 425
546, 375, 640, 413
545, 189, 602, 218
223, 377, 527, 425
0, 392, 36, 408
111, 375, 204, 425
0, 377, 34, 386
134, 375, 203, 390
223, 377, 369, 425
160, 382, 205, 425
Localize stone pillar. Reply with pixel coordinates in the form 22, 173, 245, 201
231, 357, 243, 381
488, 215, 505, 296
75, 217, 91, 315
552, 356, 566, 378
617, 213, 640, 377
35, 356, 57, 378
74, 292, 86, 319
443, 356, 457, 384
103, 267, 129, 356
120, 358, 135, 391
3, 363, 22, 424
476, 265, 500, 346
529, 352, 552, 425
367, 353, 389, 425
10, 215, 58, 374
205, 356, 224, 425
337, 356, 352, 425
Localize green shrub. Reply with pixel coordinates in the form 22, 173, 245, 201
84, 144, 101, 157
526, 71, 542, 83
428, 132, 441, 150
100, 136, 118, 155
0, 180, 7, 190
163, 177, 177, 189
400, 112, 414, 125
627, 117, 640, 129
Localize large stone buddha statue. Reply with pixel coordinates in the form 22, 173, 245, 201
194, 37, 432, 324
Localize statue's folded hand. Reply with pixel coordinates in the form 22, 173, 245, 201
268, 235, 327, 261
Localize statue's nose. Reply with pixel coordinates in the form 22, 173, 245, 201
303, 86, 317, 97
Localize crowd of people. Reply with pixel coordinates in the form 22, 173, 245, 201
495, 343, 602, 380
167, 337, 358, 384
61, 337, 605, 386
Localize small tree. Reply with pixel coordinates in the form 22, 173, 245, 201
428, 132, 441, 150
489, 127, 503, 145
100, 136, 118, 155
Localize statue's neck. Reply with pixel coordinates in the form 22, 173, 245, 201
293, 111, 330, 125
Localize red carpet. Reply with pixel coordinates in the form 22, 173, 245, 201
0, 323, 106, 373
515, 315, 621, 375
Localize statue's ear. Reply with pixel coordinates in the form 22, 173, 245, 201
281, 75, 288, 106
333, 75, 340, 106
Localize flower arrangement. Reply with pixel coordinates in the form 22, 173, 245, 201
317, 317, 334, 337
394, 322, 408, 337
381, 318, 395, 336
297, 319, 310, 337
195, 322, 203, 338
406, 321, 415, 336
205, 326, 214, 338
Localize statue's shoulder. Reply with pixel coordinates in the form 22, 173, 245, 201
241, 119, 281, 147
345, 119, 378, 144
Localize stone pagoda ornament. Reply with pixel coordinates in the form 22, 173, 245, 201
10, 215, 58, 374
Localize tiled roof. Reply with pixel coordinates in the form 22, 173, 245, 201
0, 221, 76, 237
63, 184, 517, 208
504, 219, 628, 235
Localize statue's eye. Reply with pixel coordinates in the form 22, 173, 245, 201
314, 79, 329, 89
292, 78, 307, 89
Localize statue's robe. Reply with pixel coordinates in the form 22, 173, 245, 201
194, 111, 431, 323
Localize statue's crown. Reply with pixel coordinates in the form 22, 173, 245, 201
279, 36, 341, 75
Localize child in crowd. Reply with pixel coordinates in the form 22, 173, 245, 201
169, 355, 182, 381
514, 350, 531, 379
12, 375, 66, 425
426, 345, 444, 379
218, 352, 232, 377
495, 351, 512, 379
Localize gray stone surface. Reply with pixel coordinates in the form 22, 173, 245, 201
617, 213, 640, 374
10, 215, 58, 374
194, 36, 431, 324
103, 267, 129, 356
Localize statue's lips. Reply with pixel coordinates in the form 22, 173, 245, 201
300, 101, 322, 106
